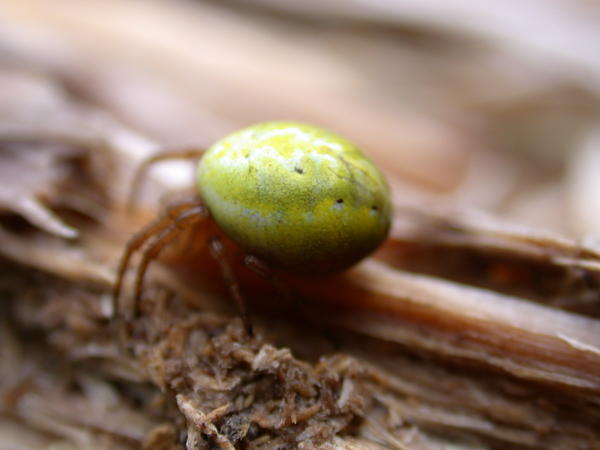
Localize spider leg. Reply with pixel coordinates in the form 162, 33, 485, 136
131, 205, 207, 319
127, 148, 206, 212
112, 196, 202, 319
208, 237, 252, 335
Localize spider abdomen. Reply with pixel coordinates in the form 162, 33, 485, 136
197, 122, 391, 273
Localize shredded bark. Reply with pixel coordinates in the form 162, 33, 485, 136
1, 1, 600, 449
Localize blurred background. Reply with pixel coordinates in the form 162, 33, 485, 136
2, 0, 599, 237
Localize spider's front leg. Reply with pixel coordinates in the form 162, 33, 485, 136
112, 201, 256, 348
131, 204, 208, 318
114, 146, 207, 317
126, 147, 206, 211
112, 196, 206, 321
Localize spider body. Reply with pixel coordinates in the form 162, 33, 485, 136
114, 122, 391, 327
197, 122, 392, 273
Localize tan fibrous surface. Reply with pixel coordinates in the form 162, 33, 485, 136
1, 1, 600, 449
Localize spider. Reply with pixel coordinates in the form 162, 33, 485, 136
112, 122, 392, 334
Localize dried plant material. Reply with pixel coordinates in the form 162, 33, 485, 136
0, 67, 118, 239
0, 226, 113, 284
306, 260, 600, 387
143, 319, 369, 448
1, 0, 600, 449
382, 203, 600, 316
0, 418, 54, 450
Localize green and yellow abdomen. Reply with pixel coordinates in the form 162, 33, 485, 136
197, 122, 391, 273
